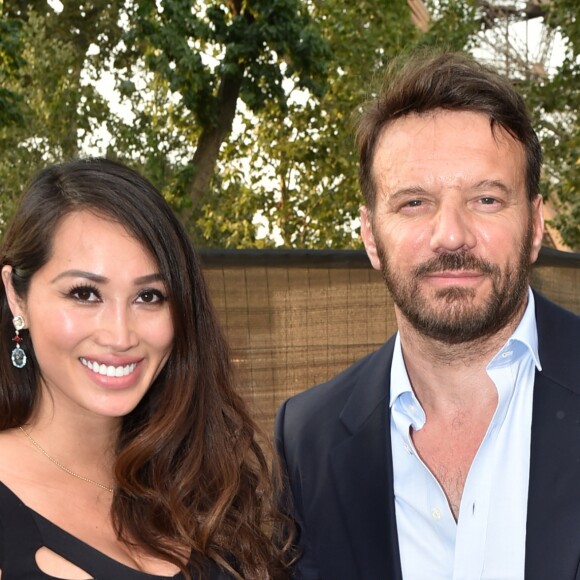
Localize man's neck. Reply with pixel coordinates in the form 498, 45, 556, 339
396, 299, 527, 413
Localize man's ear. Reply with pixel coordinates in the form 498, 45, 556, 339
360, 206, 381, 271
529, 195, 544, 265
2, 266, 27, 322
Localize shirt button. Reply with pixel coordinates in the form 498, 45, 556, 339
432, 508, 442, 520
404, 444, 414, 455
408, 403, 416, 412
502, 351, 513, 358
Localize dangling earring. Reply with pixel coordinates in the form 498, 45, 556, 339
11, 315, 26, 369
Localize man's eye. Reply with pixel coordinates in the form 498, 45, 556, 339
407, 200, 423, 207
136, 289, 166, 304
480, 197, 499, 205
69, 285, 100, 302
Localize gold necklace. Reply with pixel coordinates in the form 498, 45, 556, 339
19, 426, 114, 493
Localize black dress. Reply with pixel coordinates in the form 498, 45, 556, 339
0, 481, 229, 579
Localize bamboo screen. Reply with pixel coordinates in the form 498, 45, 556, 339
201, 248, 580, 438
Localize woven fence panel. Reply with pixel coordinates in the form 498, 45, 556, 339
531, 267, 580, 313
202, 250, 580, 438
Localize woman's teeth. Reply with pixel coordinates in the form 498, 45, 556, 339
80, 358, 137, 377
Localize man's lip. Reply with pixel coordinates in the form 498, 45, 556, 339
423, 270, 485, 278
420, 271, 488, 288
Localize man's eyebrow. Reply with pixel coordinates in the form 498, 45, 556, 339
388, 186, 428, 199
472, 179, 513, 195
51, 270, 164, 285
387, 181, 514, 199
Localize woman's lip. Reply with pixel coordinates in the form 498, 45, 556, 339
80, 355, 141, 366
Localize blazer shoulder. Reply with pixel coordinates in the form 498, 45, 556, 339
535, 290, 580, 323
277, 336, 396, 435
534, 291, 580, 391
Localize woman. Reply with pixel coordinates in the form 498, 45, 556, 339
0, 158, 290, 579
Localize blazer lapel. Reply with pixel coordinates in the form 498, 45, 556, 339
525, 293, 580, 579
329, 339, 403, 580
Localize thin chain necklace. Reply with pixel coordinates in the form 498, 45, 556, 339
19, 426, 114, 493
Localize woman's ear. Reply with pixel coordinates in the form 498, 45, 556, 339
2, 265, 27, 321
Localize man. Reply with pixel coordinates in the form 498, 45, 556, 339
275, 51, 580, 579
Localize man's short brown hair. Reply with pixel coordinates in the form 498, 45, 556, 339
355, 50, 542, 210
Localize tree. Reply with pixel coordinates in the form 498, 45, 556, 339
194, 0, 479, 247
0, 0, 578, 249
215, 0, 422, 247
0, 1, 125, 220
0, 15, 24, 128
463, 0, 580, 250
531, 0, 580, 249
0, 0, 480, 246
117, 0, 329, 211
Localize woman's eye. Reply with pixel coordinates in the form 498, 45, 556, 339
136, 289, 166, 304
69, 285, 101, 302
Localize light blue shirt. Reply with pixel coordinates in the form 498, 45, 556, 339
391, 289, 541, 580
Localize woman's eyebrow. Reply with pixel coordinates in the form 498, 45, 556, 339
50, 271, 164, 285
134, 273, 164, 285
51, 270, 107, 284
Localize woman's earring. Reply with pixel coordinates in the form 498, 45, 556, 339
11, 315, 26, 369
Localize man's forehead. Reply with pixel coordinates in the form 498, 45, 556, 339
370, 110, 525, 179
371, 111, 525, 202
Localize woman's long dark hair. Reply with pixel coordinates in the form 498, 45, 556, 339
0, 158, 291, 579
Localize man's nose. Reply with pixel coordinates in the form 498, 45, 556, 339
429, 202, 476, 254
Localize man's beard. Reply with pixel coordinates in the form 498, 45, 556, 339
376, 222, 534, 345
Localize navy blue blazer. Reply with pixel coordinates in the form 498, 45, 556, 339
275, 292, 580, 579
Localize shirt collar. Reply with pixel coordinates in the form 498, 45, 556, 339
389, 332, 411, 409
487, 287, 541, 372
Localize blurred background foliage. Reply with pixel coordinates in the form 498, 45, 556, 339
0, 0, 578, 249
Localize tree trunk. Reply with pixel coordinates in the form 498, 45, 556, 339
187, 0, 248, 208
188, 66, 244, 208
